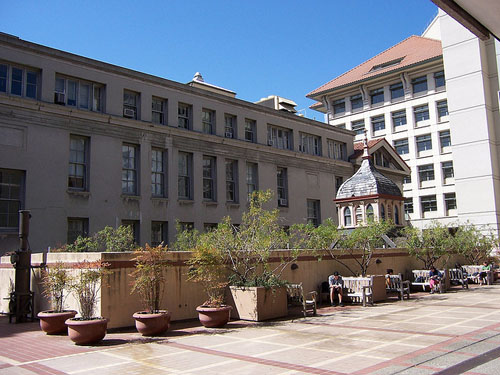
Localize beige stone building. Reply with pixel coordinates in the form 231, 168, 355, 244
0, 33, 373, 254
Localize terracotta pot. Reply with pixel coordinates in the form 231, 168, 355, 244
65, 317, 108, 345
132, 310, 171, 336
38, 310, 77, 334
196, 305, 232, 328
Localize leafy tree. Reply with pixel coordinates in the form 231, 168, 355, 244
65, 226, 136, 252
453, 222, 498, 265
170, 221, 200, 252
403, 221, 453, 269
41, 262, 71, 312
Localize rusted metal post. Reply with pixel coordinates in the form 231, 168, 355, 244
13, 210, 32, 323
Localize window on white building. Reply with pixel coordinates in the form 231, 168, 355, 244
350, 94, 363, 111
332, 98, 345, 115
392, 110, 407, 129
445, 193, 456, 211
370, 88, 384, 105
437, 100, 448, 121
394, 138, 409, 155
412, 75, 428, 94
371, 115, 385, 132
434, 71, 445, 88
440, 130, 451, 151
442, 161, 454, 180
418, 164, 435, 182
390, 82, 404, 100
404, 198, 414, 215
351, 120, 365, 135
421, 195, 437, 212
414, 104, 430, 123
416, 134, 432, 152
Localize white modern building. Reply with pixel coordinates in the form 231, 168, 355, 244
307, 35, 455, 230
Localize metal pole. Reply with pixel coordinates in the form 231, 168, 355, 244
14, 210, 31, 323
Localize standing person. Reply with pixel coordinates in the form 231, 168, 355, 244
479, 261, 491, 285
429, 266, 442, 293
328, 272, 344, 307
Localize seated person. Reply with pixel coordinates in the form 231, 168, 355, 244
385, 269, 394, 288
429, 266, 441, 293
479, 261, 491, 285
328, 272, 344, 307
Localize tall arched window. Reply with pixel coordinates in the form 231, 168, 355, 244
366, 204, 374, 221
381, 204, 386, 220
355, 206, 363, 224
394, 205, 400, 225
344, 207, 352, 226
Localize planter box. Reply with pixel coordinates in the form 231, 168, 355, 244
228, 286, 287, 321
371, 275, 387, 302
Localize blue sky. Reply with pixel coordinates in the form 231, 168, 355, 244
2, 1, 438, 120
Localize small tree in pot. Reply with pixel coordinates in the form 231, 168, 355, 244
130, 243, 171, 336
38, 261, 76, 334
187, 232, 231, 327
65, 260, 110, 345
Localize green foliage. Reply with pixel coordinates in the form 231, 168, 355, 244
65, 226, 136, 253
41, 262, 71, 312
452, 222, 498, 265
130, 244, 169, 313
69, 260, 110, 320
180, 190, 296, 297
289, 218, 340, 251
403, 221, 453, 269
170, 221, 200, 252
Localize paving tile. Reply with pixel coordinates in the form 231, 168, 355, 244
469, 357, 500, 375
317, 355, 385, 372
40, 352, 129, 373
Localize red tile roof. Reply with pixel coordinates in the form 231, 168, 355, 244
307, 36, 442, 98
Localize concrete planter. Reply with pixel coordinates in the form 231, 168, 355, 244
133, 311, 171, 336
38, 310, 77, 335
229, 286, 287, 321
65, 317, 108, 345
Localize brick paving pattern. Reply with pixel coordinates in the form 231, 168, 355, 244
1, 284, 499, 374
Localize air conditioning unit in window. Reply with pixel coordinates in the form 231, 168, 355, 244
54, 92, 65, 105
298, 145, 304, 152
278, 198, 288, 206
225, 131, 233, 138
123, 108, 136, 118
267, 139, 274, 146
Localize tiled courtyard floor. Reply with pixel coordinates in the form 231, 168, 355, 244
1, 284, 500, 374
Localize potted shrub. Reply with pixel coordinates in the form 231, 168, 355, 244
37, 261, 76, 334
187, 234, 232, 328
65, 260, 110, 345
130, 243, 171, 336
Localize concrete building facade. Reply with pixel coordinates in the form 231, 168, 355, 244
308, 36, 455, 230
0, 33, 366, 254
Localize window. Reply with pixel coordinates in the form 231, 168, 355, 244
151, 221, 168, 246
381, 204, 386, 220
437, 100, 448, 120
434, 71, 445, 88
307, 199, 321, 227
418, 164, 435, 182
370, 88, 384, 105
344, 207, 352, 226
299, 133, 321, 156
351, 120, 365, 135
332, 98, 345, 115
416, 134, 432, 152
371, 115, 385, 132
277, 167, 288, 206
152, 97, 167, 125
390, 82, 404, 100
203, 156, 216, 201
244, 119, 256, 143
224, 114, 236, 139
0, 63, 39, 99
412, 75, 428, 94
54, 75, 103, 111
327, 140, 347, 160
414, 104, 430, 123
403, 174, 411, 184
445, 193, 457, 211
202, 108, 215, 135
204, 223, 217, 232
440, 130, 451, 150
152, 149, 167, 197
268, 125, 293, 150
350, 94, 363, 111
394, 138, 409, 155
421, 195, 437, 212
67, 218, 88, 244
246, 162, 258, 198
404, 199, 414, 214
355, 206, 363, 224
178, 152, 192, 199
394, 205, 400, 225
442, 161, 454, 179
0, 169, 25, 230
122, 220, 140, 244
336, 124, 346, 129
225, 159, 238, 203
122, 144, 139, 195
366, 204, 374, 221
178, 222, 194, 232
123, 90, 139, 119
392, 110, 407, 129
68, 135, 89, 190
335, 177, 343, 193
178, 103, 191, 129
